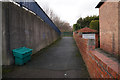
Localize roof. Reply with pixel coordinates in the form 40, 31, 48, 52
77, 27, 98, 33
95, 2, 104, 8
95, 0, 107, 8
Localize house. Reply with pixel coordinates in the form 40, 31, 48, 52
96, 0, 120, 56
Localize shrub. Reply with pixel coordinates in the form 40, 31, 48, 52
89, 20, 99, 31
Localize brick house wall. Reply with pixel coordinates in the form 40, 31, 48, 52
118, 2, 120, 55
99, 2, 119, 56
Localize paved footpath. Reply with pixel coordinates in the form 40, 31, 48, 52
3, 37, 90, 78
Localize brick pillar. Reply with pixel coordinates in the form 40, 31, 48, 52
79, 35, 82, 38
88, 39, 95, 50
95, 34, 98, 48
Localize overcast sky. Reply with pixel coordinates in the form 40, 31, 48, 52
36, 0, 101, 26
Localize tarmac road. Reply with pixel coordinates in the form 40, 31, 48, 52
3, 37, 90, 78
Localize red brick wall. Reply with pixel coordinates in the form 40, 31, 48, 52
99, 2, 119, 55
95, 34, 98, 48
118, 2, 120, 55
73, 33, 120, 79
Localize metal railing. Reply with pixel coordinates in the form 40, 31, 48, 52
12, 0, 61, 35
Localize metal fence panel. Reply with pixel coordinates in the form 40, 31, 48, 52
13, 0, 61, 35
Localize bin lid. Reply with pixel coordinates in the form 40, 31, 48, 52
13, 47, 32, 54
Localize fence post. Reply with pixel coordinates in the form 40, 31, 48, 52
19, 2, 23, 7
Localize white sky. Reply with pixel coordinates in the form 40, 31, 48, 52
36, 0, 101, 26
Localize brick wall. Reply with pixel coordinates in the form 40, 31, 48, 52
99, 2, 119, 56
118, 2, 120, 55
73, 33, 120, 79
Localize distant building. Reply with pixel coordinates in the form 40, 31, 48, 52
96, 0, 120, 56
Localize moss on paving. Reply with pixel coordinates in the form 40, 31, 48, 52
2, 65, 16, 74
2, 68, 12, 74
76, 52, 80, 57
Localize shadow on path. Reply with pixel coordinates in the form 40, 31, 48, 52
3, 37, 90, 78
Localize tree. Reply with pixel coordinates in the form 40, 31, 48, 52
42, 5, 72, 32
89, 20, 99, 31
74, 15, 99, 30
73, 23, 81, 31
73, 24, 77, 32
